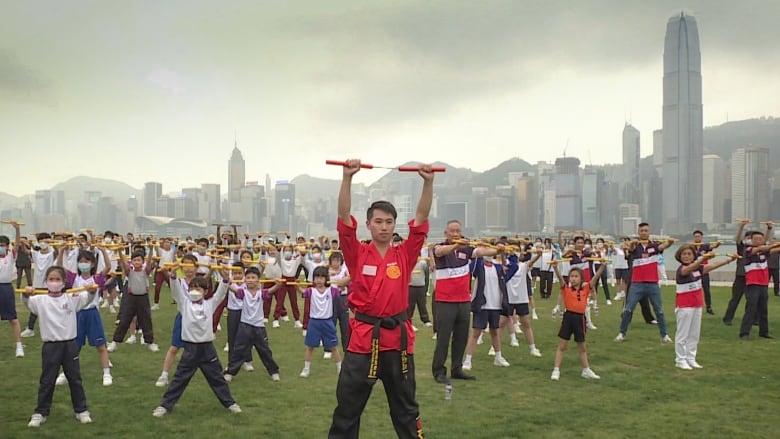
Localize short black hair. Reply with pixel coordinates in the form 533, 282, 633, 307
0, 235, 9, 246
366, 200, 397, 221
751, 231, 764, 238
638, 222, 649, 228
693, 230, 703, 236
245, 266, 262, 278
196, 237, 209, 246
131, 251, 146, 260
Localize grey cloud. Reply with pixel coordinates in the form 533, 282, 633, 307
0, 50, 51, 102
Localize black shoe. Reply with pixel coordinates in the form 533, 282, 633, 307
451, 371, 477, 380
433, 374, 448, 384
723, 320, 733, 326
760, 334, 775, 339
740, 335, 750, 340
706, 307, 714, 315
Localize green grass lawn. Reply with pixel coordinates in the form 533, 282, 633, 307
1, 284, 779, 438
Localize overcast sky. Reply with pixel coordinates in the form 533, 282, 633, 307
2, 0, 779, 197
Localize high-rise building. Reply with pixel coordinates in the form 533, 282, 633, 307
554, 157, 582, 230
622, 123, 641, 204
200, 183, 221, 223
662, 12, 703, 234
144, 182, 162, 216
731, 146, 770, 223
652, 129, 663, 174
51, 190, 66, 215
229, 142, 246, 203
273, 181, 295, 232
702, 155, 729, 226
511, 172, 538, 232
34, 190, 51, 215
485, 197, 509, 230
581, 166, 601, 232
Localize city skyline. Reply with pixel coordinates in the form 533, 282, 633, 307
3, 2, 780, 197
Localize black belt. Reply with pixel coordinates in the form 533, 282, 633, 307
354, 311, 409, 380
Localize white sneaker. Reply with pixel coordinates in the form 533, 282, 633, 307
551, 369, 560, 381
56, 372, 68, 386
581, 368, 600, 380
148, 343, 160, 352
217, 323, 222, 331
514, 323, 523, 334
228, 403, 242, 413
302, 330, 307, 336
224, 373, 233, 382
299, 368, 310, 378
224, 343, 229, 352
112, 299, 119, 308
530, 348, 542, 357
103, 374, 113, 386
614, 333, 625, 342
28, 413, 46, 427
107, 341, 117, 352
488, 346, 496, 356
243, 362, 255, 372
462, 360, 472, 371
676, 362, 693, 370
432, 333, 437, 340
294, 320, 303, 329
271, 373, 281, 381
109, 305, 117, 314
76, 411, 92, 424
101, 300, 109, 309
493, 357, 511, 367
323, 351, 332, 359
532, 309, 539, 320
510, 338, 520, 347
272, 320, 280, 328
587, 322, 598, 330
281, 315, 290, 322
606, 300, 612, 305
424, 322, 433, 328
126, 335, 137, 344
477, 334, 484, 345
155, 375, 168, 387
151, 303, 160, 311
263, 318, 269, 323
16, 346, 25, 358
661, 335, 673, 344
153, 406, 168, 418
614, 292, 625, 300
140, 336, 146, 345
687, 360, 703, 369
412, 325, 419, 332
21, 328, 35, 338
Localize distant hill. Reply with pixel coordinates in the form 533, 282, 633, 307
704, 117, 780, 170
51, 176, 141, 203
0, 191, 20, 208
473, 157, 535, 187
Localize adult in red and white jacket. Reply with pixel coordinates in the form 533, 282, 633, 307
739, 224, 780, 339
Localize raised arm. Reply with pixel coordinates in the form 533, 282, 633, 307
658, 238, 676, 252
702, 255, 737, 275
98, 246, 111, 276
552, 263, 565, 287
413, 164, 434, 227
588, 262, 608, 290
735, 219, 748, 243
144, 246, 156, 274
338, 159, 362, 224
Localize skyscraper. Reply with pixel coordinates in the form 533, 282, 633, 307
273, 181, 295, 232
731, 146, 770, 223
554, 157, 582, 231
144, 182, 162, 216
662, 12, 703, 234
702, 155, 728, 226
229, 142, 246, 203
622, 123, 641, 204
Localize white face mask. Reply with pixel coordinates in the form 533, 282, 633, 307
266, 256, 276, 264
104, 237, 112, 244
189, 290, 204, 302
312, 252, 322, 262
39, 243, 50, 251
47, 280, 64, 292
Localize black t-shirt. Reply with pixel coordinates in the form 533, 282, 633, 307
15, 244, 31, 267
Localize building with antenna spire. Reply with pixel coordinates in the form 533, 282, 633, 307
228, 139, 246, 203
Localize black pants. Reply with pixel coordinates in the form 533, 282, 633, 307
407, 285, 430, 324
592, 269, 611, 301
27, 313, 38, 331
334, 296, 350, 351
226, 323, 278, 376
740, 285, 769, 337
539, 271, 553, 298
723, 276, 747, 323
113, 294, 154, 343
431, 301, 470, 379
769, 268, 780, 295
329, 351, 422, 439
161, 342, 235, 411
16, 266, 32, 288
701, 273, 712, 309
36, 340, 88, 417
226, 309, 252, 362
624, 281, 655, 323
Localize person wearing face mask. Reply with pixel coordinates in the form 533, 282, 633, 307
20, 233, 57, 339
723, 220, 755, 326
0, 222, 25, 357
22, 265, 99, 427
261, 243, 285, 325
153, 266, 241, 418
53, 247, 113, 386
300, 245, 327, 337
274, 243, 304, 329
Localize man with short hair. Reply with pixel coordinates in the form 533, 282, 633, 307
615, 223, 675, 343
431, 220, 499, 383
739, 224, 780, 340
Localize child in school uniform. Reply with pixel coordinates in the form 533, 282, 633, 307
299, 266, 343, 377
108, 249, 159, 352
54, 247, 114, 386
153, 265, 240, 417
0, 223, 25, 357
155, 254, 197, 387
23, 266, 99, 427
550, 261, 607, 381
223, 267, 283, 382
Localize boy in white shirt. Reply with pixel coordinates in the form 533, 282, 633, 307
298, 266, 343, 378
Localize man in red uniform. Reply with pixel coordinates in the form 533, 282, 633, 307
329, 159, 433, 439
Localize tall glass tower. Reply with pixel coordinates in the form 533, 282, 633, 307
662, 12, 703, 234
